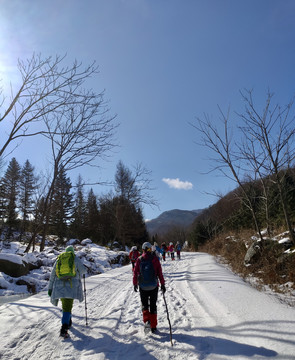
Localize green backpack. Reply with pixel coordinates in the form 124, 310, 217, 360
56, 251, 76, 280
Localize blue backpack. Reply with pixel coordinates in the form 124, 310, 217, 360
139, 255, 157, 290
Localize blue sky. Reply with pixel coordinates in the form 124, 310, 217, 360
1, 0, 295, 220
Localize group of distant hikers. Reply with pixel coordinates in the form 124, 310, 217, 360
48, 241, 182, 337
129, 241, 182, 266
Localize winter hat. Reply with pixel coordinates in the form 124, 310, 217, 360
65, 245, 75, 253
142, 242, 152, 251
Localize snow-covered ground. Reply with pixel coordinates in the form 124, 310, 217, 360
0, 239, 127, 297
1, 252, 295, 360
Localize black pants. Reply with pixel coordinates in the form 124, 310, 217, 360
139, 286, 158, 314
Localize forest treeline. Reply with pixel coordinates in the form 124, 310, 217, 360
0, 158, 149, 251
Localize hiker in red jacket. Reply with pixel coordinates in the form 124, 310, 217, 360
129, 246, 140, 270
168, 242, 175, 260
133, 242, 166, 333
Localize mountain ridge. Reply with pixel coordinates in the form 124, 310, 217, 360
146, 208, 203, 235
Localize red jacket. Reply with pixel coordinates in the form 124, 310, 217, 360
133, 252, 165, 287
168, 245, 174, 252
129, 250, 140, 262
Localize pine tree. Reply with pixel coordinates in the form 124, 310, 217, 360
50, 168, 73, 243
2, 158, 21, 236
70, 175, 86, 240
98, 194, 117, 246
0, 178, 6, 228
84, 188, 100, 242
19, 160, 38, 236
113, 161, 148, 248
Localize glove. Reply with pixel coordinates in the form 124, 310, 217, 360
134, 285, 138, 292
161, 284, 166, 294
48, 289, 52, 296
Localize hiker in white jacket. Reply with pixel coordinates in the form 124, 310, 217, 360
48, 245, 87, 337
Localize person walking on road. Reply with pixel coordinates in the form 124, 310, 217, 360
176, 241, 182, 260
133, 242, 166, 333
161, 242, 167, 261
48, 245, 87, 337
168, 242, 175, 260
129, 246, 140, 271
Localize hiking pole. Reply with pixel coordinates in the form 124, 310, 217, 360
83, 274, 88, 326
162, 290, 173, 346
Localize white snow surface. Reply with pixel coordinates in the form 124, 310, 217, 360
1, 252, 295, 360
0, 240, 127, 296
0, 253, 24, 265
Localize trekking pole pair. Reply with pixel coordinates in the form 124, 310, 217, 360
162, 289, 173, 346
83, 274, 88, 326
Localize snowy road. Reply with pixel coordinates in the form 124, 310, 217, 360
1, 252, 295, 359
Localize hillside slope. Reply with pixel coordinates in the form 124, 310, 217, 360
146, 209, 203, 235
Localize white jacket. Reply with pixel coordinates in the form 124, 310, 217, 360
48, 255, 87, 306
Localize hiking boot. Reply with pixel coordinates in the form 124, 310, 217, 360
151, 327, 157, 333
60, 324, 68, 337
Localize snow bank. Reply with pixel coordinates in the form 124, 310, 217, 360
0, 253, 24, 265
0, 239, 129, 296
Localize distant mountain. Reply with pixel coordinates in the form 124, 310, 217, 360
146, 209, 203, 235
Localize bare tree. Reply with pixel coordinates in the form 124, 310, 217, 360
193, 107, 264, 240
113, 160, 157, 247
238, 89, 295, 243
115, 160, 158, 208
39, 90, 117, 250
237, 127, 280, 238
9, 54, 118, 252
0, 54, 108, 159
